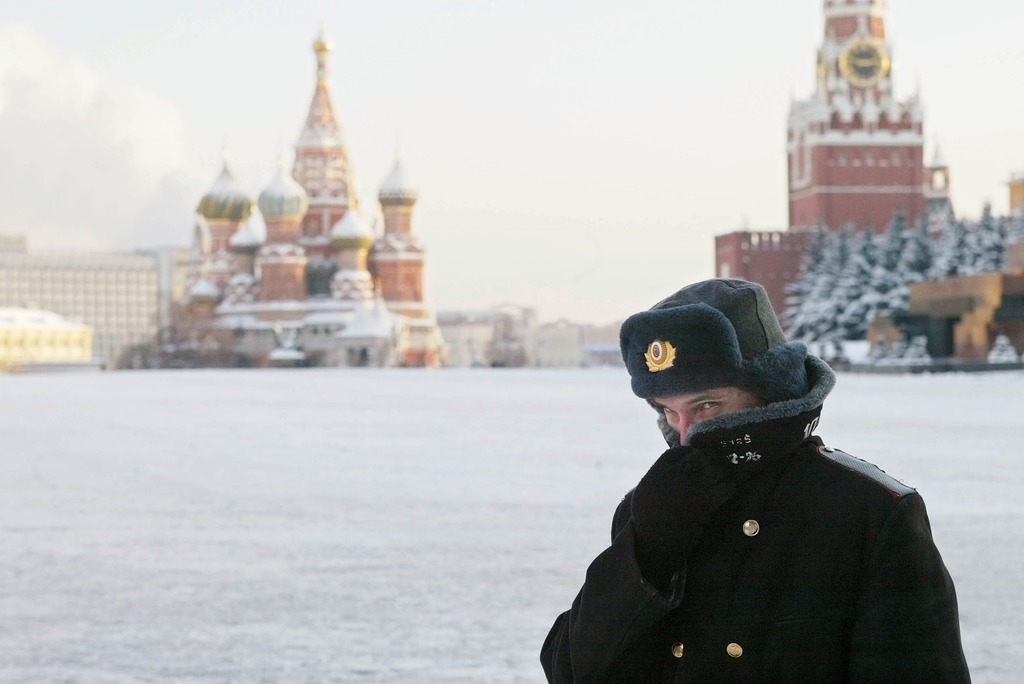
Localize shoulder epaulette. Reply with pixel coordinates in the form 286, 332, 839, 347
816, 445, 915, 498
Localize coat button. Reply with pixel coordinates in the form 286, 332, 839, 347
671, 642, 684, 658
727, 642, 743, 658
742, 519, 760, 537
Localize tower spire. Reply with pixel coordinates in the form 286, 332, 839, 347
291, 27, 359, 253
299, 30, 343, 148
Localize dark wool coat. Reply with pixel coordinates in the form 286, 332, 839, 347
541, 358, 970, 683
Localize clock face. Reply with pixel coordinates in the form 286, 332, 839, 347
839, 40, 890, 88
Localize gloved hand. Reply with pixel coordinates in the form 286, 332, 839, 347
630, 445, 737, 591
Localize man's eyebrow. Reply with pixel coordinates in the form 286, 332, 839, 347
684, 392, 721, 406
653, 392, 723, 410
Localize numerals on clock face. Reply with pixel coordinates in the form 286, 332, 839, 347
839, 40, 890, 88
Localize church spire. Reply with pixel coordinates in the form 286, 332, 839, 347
291, 28, 359, 253
298, 30, 343, 150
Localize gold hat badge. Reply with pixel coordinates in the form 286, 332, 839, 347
644, 339, 676, 372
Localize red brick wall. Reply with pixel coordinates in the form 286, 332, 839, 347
714, 231, 811, 315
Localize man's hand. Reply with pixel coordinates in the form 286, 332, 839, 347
630, 446, 736, 590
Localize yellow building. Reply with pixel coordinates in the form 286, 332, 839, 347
1010, 172, 1024, 213
0, 308, 94, 372
0, 245, 159, 367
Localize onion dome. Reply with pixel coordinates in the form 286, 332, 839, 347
330, 209, 375, 251
257, 160, 309, 221
229, 219, 262, 253
378, 155, 418, 205
187, 278, 221, 303
197, 152, 254, 221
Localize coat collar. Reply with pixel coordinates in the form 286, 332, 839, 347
653, 355, 836, 466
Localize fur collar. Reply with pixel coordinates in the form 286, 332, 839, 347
652, 355, 836, 448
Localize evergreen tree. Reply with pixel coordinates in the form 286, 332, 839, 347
782, 225, 828, 337
833, 228, 876, 339
1008, 211, 1024, 244
899, 217, 934, 282
930, 217, 971, 279
972, 203, 1007, 274
903, 336, 932, 365
987, 335, 1020, 363
859, 212, 907, 324
800, 224, 853, 341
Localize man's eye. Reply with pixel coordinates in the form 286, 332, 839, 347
699, 402, 716, 411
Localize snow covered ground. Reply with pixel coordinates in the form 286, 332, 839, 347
0, 367, 1020, 683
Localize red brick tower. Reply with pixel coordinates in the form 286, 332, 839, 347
255, 162, 310, 303
374, 154, 426, 317
291, 31, 358, 260
194, 152, 253, 293
788, 0, 925, 233
371, 154, 443, 366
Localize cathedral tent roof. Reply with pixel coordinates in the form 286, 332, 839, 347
337, 293, 396, 340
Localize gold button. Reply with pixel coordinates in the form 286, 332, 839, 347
671, 642, 684, 658
742, 519, 760, 537
727, 642, 743, 658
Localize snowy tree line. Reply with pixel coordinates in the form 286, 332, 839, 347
784, 207, 1024, 342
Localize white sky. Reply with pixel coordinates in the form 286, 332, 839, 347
2, 0, 1023, 325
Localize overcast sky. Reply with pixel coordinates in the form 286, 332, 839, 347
2, 0, 1022, 324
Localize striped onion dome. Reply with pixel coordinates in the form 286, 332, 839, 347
257, 161, 309, 221
196, 153, 253, 221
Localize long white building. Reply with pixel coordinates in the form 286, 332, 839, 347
0, 241, 159, 368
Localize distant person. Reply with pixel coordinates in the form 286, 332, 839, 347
540, 278, 969, 682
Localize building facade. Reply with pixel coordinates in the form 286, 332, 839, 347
1010, 172, 1024, 214
788, 0, 925, 232
180, 32, 444, 368
714, 231, 813, 315
437, 306, 537, 368
0, 242, 159, 367
0, 308, 94, 372
716, 0, 946, 314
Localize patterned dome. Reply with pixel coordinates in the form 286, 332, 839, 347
330, 209, 375, 250
378, 155, 418, 204
197, 154, 253, 221
257, 162, 309, 221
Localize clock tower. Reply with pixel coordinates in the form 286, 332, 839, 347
788, 0, 925, 233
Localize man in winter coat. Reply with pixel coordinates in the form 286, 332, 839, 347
540, 278, 969, 683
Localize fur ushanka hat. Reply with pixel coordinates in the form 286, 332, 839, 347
619, 278, 809, 403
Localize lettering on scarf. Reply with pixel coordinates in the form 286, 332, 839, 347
728, 451, 763, 464
720, 434, 753, 448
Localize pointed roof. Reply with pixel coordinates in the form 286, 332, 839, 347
297, 31, 344, 150
929, 144, 948, 169
338, 292, 396, 339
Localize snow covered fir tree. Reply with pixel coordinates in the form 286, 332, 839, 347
783, 206, 1024, 365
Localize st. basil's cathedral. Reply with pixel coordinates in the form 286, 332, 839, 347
181, 32, 444, 368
